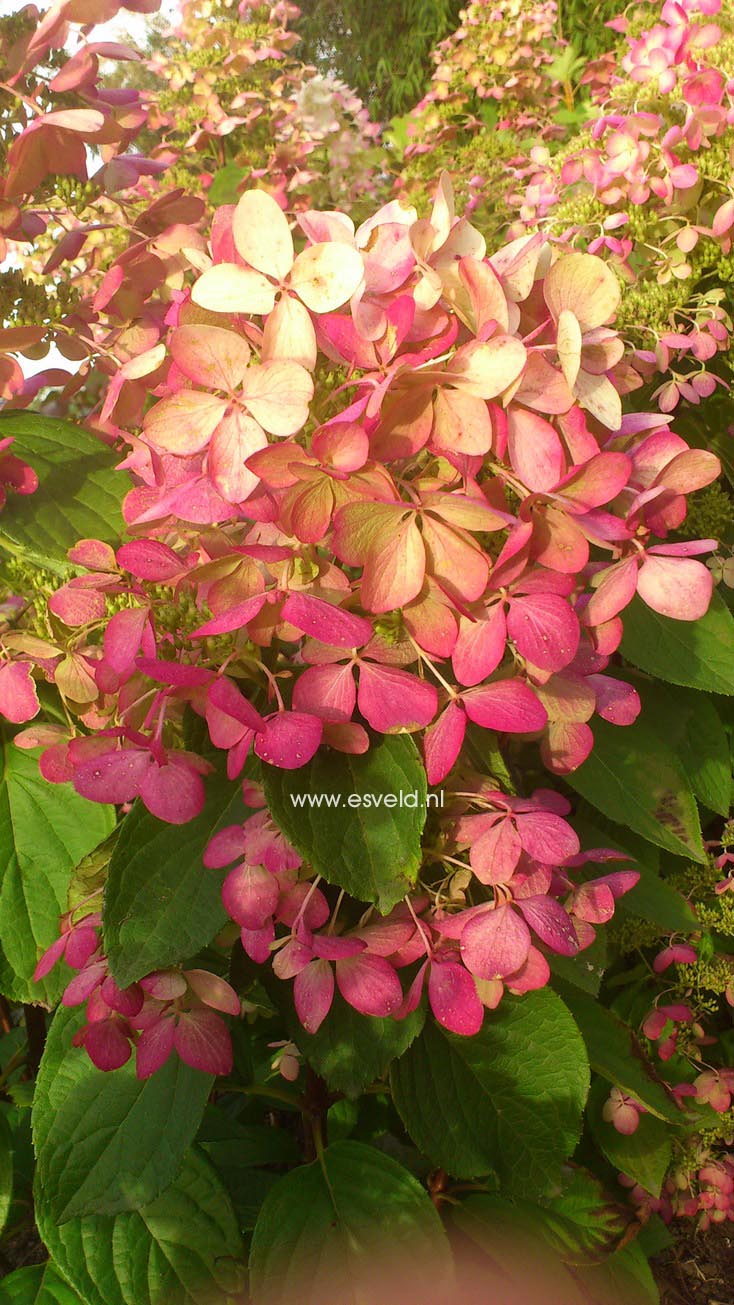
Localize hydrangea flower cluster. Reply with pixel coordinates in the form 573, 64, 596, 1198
510, 0, 734, 412
11, 174, 722, 1070
150, 0, 384, 212
623, 1150, 734, 1229
397, 0, 568, 227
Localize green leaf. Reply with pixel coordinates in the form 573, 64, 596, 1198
580, 1241, 660, 1305
539, 1168, 627, 1264
0, 742, 114, 1004
283, 989, 425, 1097
620, 591, 734, 694
553, 982, 679, 1123
248, 1141, 451, 1304
262, 735, 427, 911
452, 1195, 593, 1304
197, 1107, 300, 1169
208, 163, 247, 206
455, 1174, 625, 1272
33, 1006, 214, 1223
565, 716, 705, 861
635, 680, 730, 817
548, 930, 607, 995
36, 1148, 245, 1305
0, 1262, 83, 1304
573, 810, 697, 934
0, 412, 126, 567
0, 1111, 12, 1237
587, 1079, 672, 1198
390, 991, 589, 1188
103, 769, 248, 987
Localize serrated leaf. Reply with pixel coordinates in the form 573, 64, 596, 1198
35, 1148, 245, 1305
0, 412, 126, 567
262, 735, 427, 911
0, 1262, 83, 1303
33, 1006, 213, 1223
0, 742, 114, 1004
249, 1141, 451, 1304
554, 982, 679, 1123
539, 1168, 627, 1264
391, 991, 589, 1189
103, 769, 248, 987
565, 716, 705, 861
621, 591, 734, 694
587, 1079, 672, 1197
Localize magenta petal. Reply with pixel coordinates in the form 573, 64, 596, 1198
470, 818, 522, 885
62, 959, 106, 1005
280, 592, 373, 649
33, 933, 68, 982
357, 663, 437, 733
83, 1019, 132, 1072
516, 895, 579, 956
140, 971, 188, 1001
585, 558, 638, 625
136, 1014, 176, 1079
117, 539, 182, 581
292, 663, 356, 721
637, 555, 712, 621
103, 607, 149, 675
507, 407, 566, 492
516, 810, 580, 864
428, 960, 483, 1036
0, 662, 40, 724
139, 760, 205, 825
588, 675, 640, 726
277, 882, 330, 930
460, 904, 532, 980
506, 945, 550, 994
335, 953, 403, 1018
572, 882, 616, 925
254, 711, 322, 768
222, 863, 278, 930
273, 936, 314, 980
507, 593, 579, 672
241, 922, 274, 964
101, 977, 143, 1017
294, 959, 335, 1034
207, 677, 264, 735
463, 679, 547, 733
452, 604, 507, 687
185, 968, 240, 1015
424, 700, 466, 785
191, 593, 268, 639
73, 748, 151, 804
312, 934, 365, 960
174, 1008, 233, 1076
203, 825, 247, 869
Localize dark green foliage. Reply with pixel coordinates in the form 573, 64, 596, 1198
558, 0, 621, 58
295, 0, 463, 117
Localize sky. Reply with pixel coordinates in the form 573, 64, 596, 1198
0, 0, 176, 41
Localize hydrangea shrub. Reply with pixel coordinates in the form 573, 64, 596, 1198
0, 0, 734, 1301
